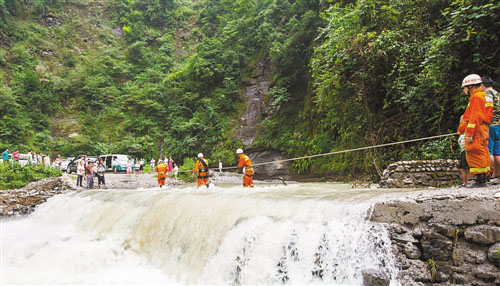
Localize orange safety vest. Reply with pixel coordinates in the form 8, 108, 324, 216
238, 154, 254, 176
458, 89, 493, 136
458, 89, 493, 174
156, 163, 168, 179
193, 158, 209, 178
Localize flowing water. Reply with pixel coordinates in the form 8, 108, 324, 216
1, 183, 402, 285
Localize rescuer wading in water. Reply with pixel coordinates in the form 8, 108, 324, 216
192, 153, 209, 188
236, 148, 254, 188
156, 159, 168, 188
457, 74, 493, 186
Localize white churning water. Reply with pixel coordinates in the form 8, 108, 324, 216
1, 183, 400, 285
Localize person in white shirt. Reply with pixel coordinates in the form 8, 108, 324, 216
150, 158, 155, 173
76, 160, 85, 187
173, 163, 179, 181
135, 161, 141, 177
97, 163, 106, 188
44, 155, 51, 167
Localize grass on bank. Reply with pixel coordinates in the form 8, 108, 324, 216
0, 163, 62, 190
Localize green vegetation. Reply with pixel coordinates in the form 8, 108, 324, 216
0, 163, 62, 189
0, 0, 499, 179
425, 257, 437, 282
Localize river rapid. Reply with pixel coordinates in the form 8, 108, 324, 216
1, 183, 403, 285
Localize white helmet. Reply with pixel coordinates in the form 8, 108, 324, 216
236, 148, 243, 154
462, 74, 482, 87
198, 153, 203, 158
158, 159, 163, 163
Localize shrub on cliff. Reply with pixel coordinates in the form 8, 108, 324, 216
0, 164, 62, 190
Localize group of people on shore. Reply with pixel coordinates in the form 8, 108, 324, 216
457, 74, 499, 187
1, 149, 63, 169
74, 157, 106, 189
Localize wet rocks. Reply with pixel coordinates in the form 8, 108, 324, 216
362, 269, 390, 286
0, 176, 75, 217
380, 160, 460, 188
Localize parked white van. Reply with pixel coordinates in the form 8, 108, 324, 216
99, 154, 131, 172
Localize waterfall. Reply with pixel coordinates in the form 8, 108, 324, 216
1, 184, 399, 285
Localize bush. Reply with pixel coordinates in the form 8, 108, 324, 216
178, 157, 196, 182
0, 163, 62, 190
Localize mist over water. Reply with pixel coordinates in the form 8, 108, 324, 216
1, 183, 400, 285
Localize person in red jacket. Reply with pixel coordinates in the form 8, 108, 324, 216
457, 74, 493, 186
236, 148, 254, 188
192, 153, 209, 188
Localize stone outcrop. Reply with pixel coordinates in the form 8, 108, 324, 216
231, 59, 293, 179
380, 160, 461, 188
233, 59, 271, 147
246, 149, 292, 180
371, 189, 500, 285
0, 176, 75, 217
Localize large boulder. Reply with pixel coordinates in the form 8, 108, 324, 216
247, 149, 292, 180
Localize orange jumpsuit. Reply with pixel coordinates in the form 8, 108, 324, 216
458, 89, 493, 174
238, 154, 254, 187
156, 162, 168, 187
193, 158, 209, 188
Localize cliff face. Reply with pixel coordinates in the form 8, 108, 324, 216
370, 188, 500, 285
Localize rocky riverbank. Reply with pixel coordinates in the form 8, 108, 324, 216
370, 186, 500, 286
0, 175, 76, 217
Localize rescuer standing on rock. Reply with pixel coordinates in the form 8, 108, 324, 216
458, 74, 493, 186
236, 148, 254, 188
192, 153, 209, 188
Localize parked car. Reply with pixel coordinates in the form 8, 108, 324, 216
87, 156, 98, 164
60, 157, 74, 172
18, 154, 30, 167
99, 154, 131, 172
66, 155, 97, 174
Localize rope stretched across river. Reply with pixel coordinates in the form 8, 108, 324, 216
180, 132, 457, 172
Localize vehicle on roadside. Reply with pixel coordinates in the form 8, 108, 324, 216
18, 154, 30, 167
60, 157, 74, 172
66, 155, 97, 174
99, 154, 131, 172
87, 156, 98, 164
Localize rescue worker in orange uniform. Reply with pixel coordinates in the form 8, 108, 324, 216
156, 159, 168, 188
457, 74, 493, 186
236, 148, 254, 188
192, 153, 209, 188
